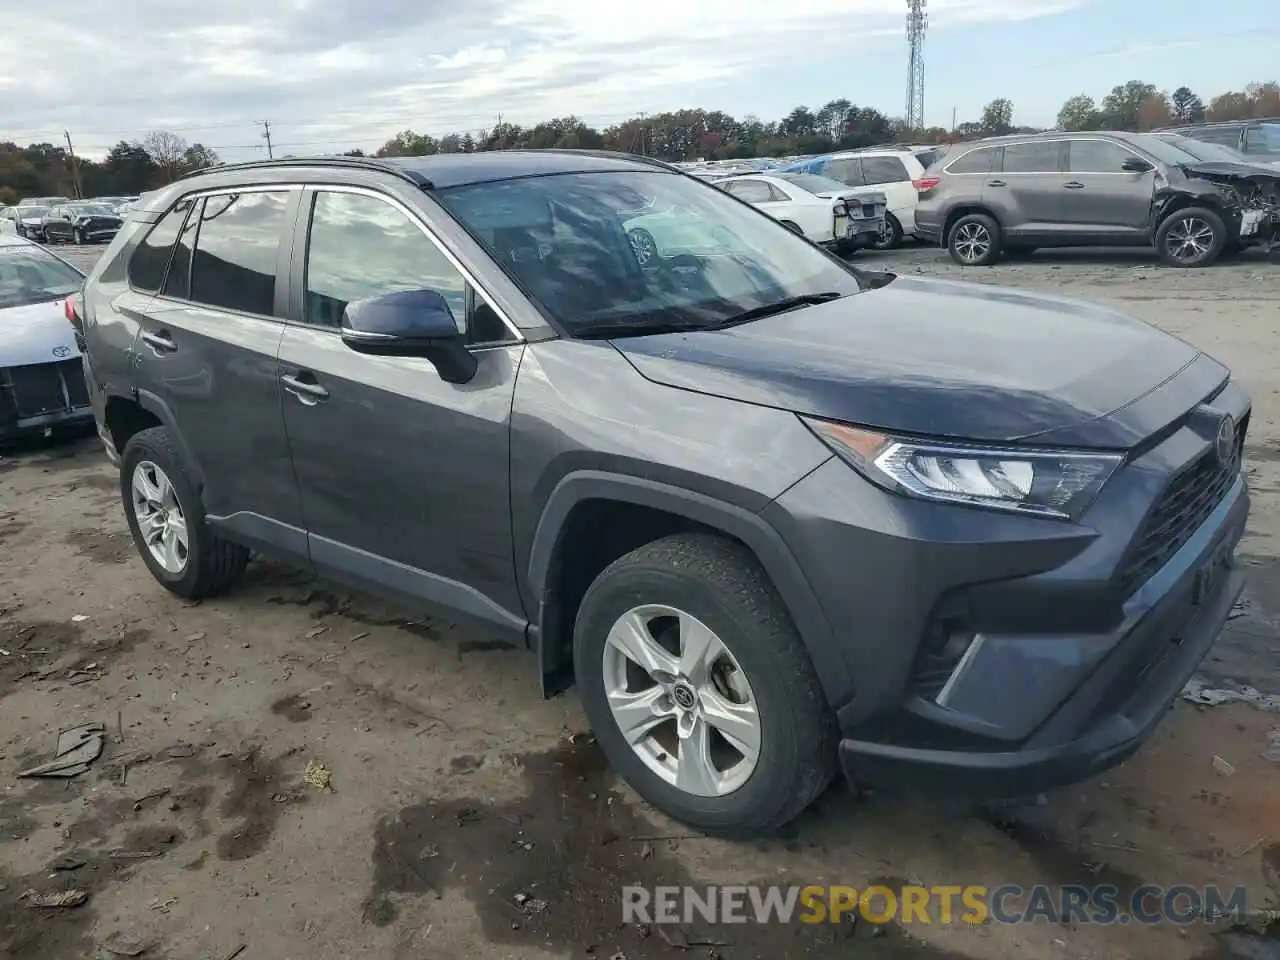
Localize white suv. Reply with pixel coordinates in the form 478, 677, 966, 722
781, 146, 944, 248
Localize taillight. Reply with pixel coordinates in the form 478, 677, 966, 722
913, 176, 941, 192
64, 293, 83, 331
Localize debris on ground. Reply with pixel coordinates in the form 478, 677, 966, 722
20, 888, 88, 908
1267, 727, 1280, 763
70, 614, 89, 623
164, 742, 196, 759
304, 759, 332, 791
1182, 676, 1280, 711
1212, 755, 1237, 777
51, 855, 86, 871
133, 788, 171, 811
101, 933, 147, 956
148, 896, 177, 913
17, 722, 105, 778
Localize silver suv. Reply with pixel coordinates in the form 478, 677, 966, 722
914, 130, 1279, 267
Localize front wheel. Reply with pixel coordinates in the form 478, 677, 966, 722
573, 534, 837, 837
947, 213, 1002, 266
1155, 206, 1226, 267
121, 426, 250, 599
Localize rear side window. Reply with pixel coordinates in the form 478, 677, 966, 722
860, 156, 910, 184
1002, 141, 1063, 173
163, 200, 201, 300
824, 157, 864, 186
726, 180, 774, 203
946, 147, 999, 174
127, 200, 191, 293
189, 191, 291, 316
914, 148, 943, 170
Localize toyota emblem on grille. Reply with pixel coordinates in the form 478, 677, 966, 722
52, 345, 72, 358
1215, 415, 1236, 467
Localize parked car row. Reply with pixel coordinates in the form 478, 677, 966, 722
912, 130, 1279, 268
1, 195, 134, 245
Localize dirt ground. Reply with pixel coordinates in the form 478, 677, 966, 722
1, 244, 1278, 960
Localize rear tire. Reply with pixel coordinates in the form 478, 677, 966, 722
1155, 206, 1226, 268
120, 426, 249, 600
947, 213, 1002, 266
874, 212, 904, 250
573, 534, 838, 837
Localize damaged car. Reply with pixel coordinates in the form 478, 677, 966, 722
914, 131, 1279, 267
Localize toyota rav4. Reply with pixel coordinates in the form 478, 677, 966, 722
72, 151, 1250, 836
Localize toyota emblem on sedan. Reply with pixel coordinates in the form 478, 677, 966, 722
1216, 415, 1236, 467
52, 345, 72, 358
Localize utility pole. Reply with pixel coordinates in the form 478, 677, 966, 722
496, 114, 503, 149
638, 113, 647, 156
63, 131, 83, 199
951, 105, 957, 132
905, 0, 927, 131
261, 120, 274, 158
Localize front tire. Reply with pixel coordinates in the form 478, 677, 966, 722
574, 534, 837, 837
1156, 206, 1226, 267
120, 426, 249, 599
947, 213, 1002, 266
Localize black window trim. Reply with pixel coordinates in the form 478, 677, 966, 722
287, 183, 524, 346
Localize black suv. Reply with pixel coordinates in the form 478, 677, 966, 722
74, 153, 1251, 836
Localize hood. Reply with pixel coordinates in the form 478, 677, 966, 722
611, 275, 1223, 448
1181, 159, 1280, 180
0, 299, 81, 366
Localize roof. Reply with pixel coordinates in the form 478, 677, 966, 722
180, 150, 674, 191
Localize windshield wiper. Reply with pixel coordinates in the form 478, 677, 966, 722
708, 292, 844, 330
573, 319, 715, 340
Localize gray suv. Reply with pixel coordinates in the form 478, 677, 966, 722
72, 153, 1250, 836
915, 130, 1279, 267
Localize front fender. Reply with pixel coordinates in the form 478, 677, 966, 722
527, 470, 853, 708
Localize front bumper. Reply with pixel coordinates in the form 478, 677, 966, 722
761, 384, 1252, 798
913, 219, 942, 245
1, 358, 95, 442
0, 405, 94, 442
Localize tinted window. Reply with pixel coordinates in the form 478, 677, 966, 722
1068, 140, 1136, 173
436, 170, 862, 336
824, 158, 864, 186
861, 156, 910, 184
0, 244, 84, 309
1181, 125, 1242, 147
189, 191, 290, 316
1243, 121, 1280, 155
914, 148, 943, 169
1001, 141, 1062, 173
163, 200, 200, 300
127, 200, 190, 293
947, 147, 999, 174
304, 190, 471, 334
727, 180, 774, 203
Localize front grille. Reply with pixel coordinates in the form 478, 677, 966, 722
0, 359, 88, 419
1115, 416, 1247, 597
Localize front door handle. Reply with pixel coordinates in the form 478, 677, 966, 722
140, 330, 177, 354
281, 373, 329, 405
1063, 181, 1086, 189
986, 179, 1007, 187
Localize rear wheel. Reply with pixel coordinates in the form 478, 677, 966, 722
574, 534, 837, 836
1155, 206, 1226, 267
121, 426, 249, 599
947, 213, 1002, 266
874, 212, 904, 250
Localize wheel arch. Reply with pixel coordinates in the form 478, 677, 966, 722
527, 471, 849, 706
942, 204, 1002, 245
107, 389, 205, 491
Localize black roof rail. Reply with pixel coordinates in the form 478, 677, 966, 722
177, 155, 435, 189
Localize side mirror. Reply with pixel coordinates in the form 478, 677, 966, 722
340, 289, 478, 385
1121, 157, 1154, 173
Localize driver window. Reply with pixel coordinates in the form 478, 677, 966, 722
304, 190, 508, 343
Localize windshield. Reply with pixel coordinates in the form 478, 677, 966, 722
777, 173, 852, 195
1129, 135, 1200, 166
436, 170, 861, 335
0, 246, 84, 309
1158, 136, 1246, 163
22, 206, 50, 219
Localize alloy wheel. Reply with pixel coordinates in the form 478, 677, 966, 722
953, 222, 991, 263
601, 604, 761, 797
1165, 216, 1214, 264
131, 460, 190, 574
629, 229, 658, 267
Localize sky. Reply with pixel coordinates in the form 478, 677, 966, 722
1, 0, 1278, 162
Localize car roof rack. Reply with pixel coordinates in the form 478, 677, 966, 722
177, 155, 436, 189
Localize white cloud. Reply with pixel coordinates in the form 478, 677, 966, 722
0, 0, 1088, 159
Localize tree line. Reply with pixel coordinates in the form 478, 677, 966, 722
2, 79, 1275, 202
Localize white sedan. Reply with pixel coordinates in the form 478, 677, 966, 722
715, 172, 887, 255
0, 235, 92, 442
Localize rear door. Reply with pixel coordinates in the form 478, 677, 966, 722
1061, 138, 1154, 242
132, 188, 306, 555
276, 186, 526, 628
990, 140, 1067, 240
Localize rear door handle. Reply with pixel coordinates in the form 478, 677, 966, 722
1063, 181, 1086, 189
281, 372, 329, 405
986, 179, 1007, 187
140, 330, 177, 354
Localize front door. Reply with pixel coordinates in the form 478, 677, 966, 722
131, 188, 306, 556
277, 186, 526, 637
1060, 139, 1154, 242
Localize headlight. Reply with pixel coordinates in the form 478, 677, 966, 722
804, 418, 1123, 520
